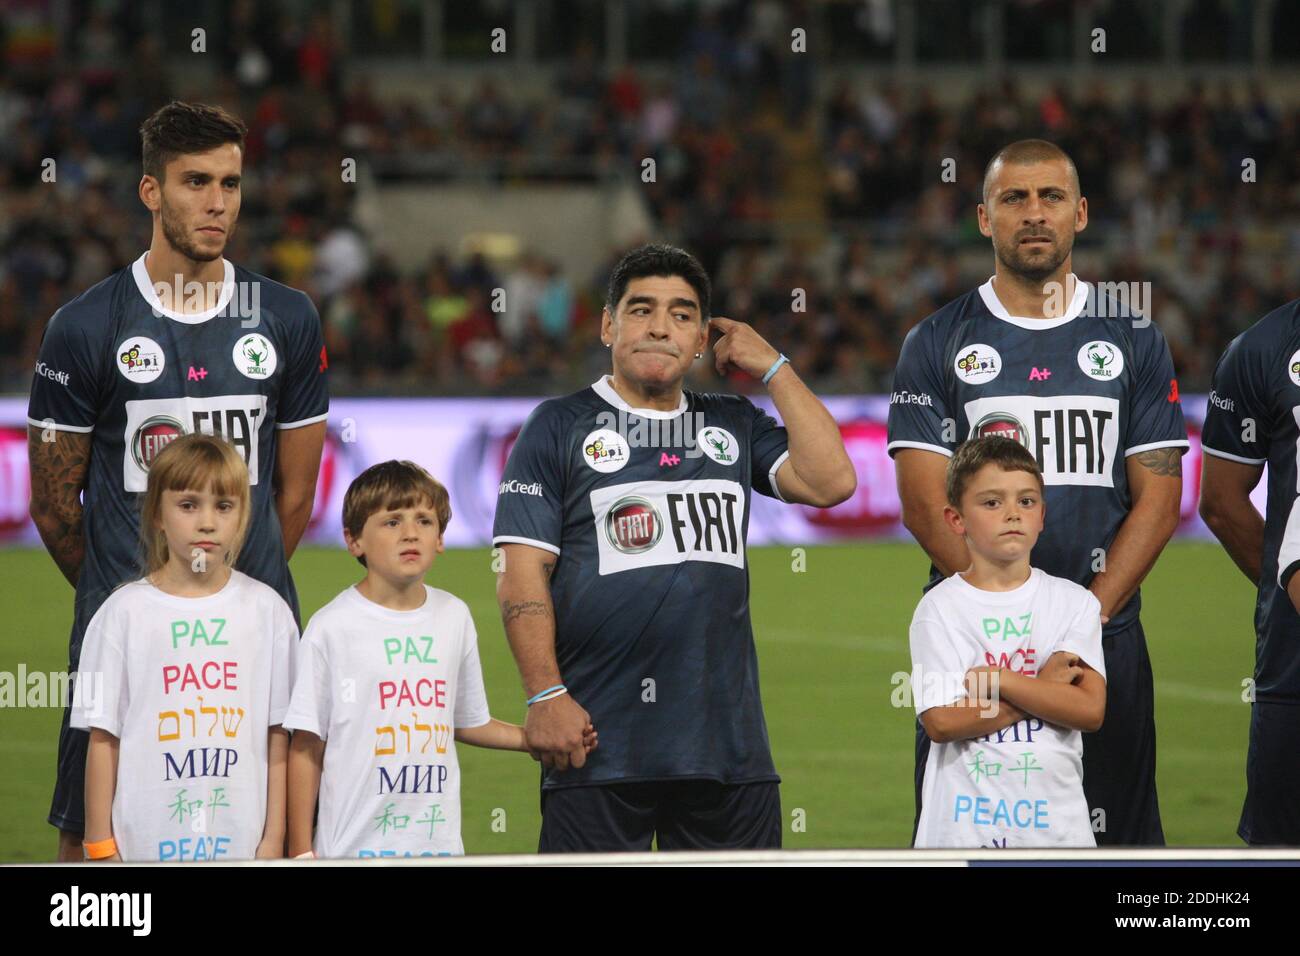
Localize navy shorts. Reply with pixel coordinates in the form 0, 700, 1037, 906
49, 704, 87, 834
539, 780, 782, 853
914, 617, 1164, 847
1239, 701, 1300, 845
1079, 618, 1164, 845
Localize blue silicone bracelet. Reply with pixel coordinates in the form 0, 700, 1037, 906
526, 684, 566, 706
762, 354, 789, 384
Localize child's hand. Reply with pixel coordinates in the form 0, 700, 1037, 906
582, 721, 598, 754
1039, 651, 1083, 685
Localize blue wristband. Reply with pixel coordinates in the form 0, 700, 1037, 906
526, 684, 566, 706
762, 353, 789, 384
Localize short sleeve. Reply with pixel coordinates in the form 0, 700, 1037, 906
491, 402, 566, 554
908, 607, 969, 714
281, 626, 331, 740
887, 320, 955, 458
453, 609, 491, 729
1053, 590, 1107, 681
1277, 497, 1300, 589
1201, 332, 1272, 465
70, 603, 127, 735
1125, 326, 1190, 456
748, 400, 791, 501
267, 597, 298, 726
275, 292, 330, 430
26, 306, 105, 434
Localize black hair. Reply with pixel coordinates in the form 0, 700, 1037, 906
140, 101, 248, 182
605, 243, 711, 321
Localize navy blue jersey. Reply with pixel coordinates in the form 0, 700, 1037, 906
27, 253, 329, 664
1201, 299, 1300, 701
492, 375, 791, 789
887, 277, 1188, 634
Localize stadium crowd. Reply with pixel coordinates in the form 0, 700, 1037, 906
2, 1, 1299, 396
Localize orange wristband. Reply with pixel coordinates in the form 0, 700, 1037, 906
83, 837, 117, 860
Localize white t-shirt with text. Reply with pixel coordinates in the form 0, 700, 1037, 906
282, 584, 492, 858
70, 570, 296, 861
910, 568, 1106, 848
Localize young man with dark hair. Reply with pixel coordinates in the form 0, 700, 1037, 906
27, 100, 330, 860
492, 242, 856, 852
887, 140, 1187, 846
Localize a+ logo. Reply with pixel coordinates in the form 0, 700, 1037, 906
1028, 367, 1051, 381
659, 453, 681, 467
187, 366, 208, 381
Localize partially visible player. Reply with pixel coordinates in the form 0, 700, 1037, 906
72, 434, 295, 861
910, 437, 1106, 848
888, 140, 1187, 846
493, 243, 856, 852
28, 101, 329, 859
284, 461, 593, 858
1200, 301, 1300, 844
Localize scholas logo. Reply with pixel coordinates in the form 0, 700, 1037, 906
233, 333, 277, 380
972, 412, 1029, 447
605, 496, 662, 554
698, 426, 738, 465
1077, 340, 1124, 380
131, 415, 186, 471
1087, 343, 1115, 375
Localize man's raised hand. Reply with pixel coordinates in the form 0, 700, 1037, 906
709, 317, 780, 379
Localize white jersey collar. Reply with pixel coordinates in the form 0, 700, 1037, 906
978, 273, 1089, 330
591, 375, 688, 419
133, 251, 236, 324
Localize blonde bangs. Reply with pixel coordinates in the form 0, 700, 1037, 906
140, 434, 252, 574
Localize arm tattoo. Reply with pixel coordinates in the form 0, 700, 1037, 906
541, 561, 556, 579
500, 599, 553, 625
1132, 447, 1182, 478
27, 427, 91, 586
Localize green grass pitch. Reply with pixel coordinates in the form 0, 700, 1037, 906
0, 540, 1255, 860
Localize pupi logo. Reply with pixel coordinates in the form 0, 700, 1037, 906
581, 428, 630, 473
954, 344, 1001, 384
1288, 349, 1300, 388
115, 337, 165, 383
